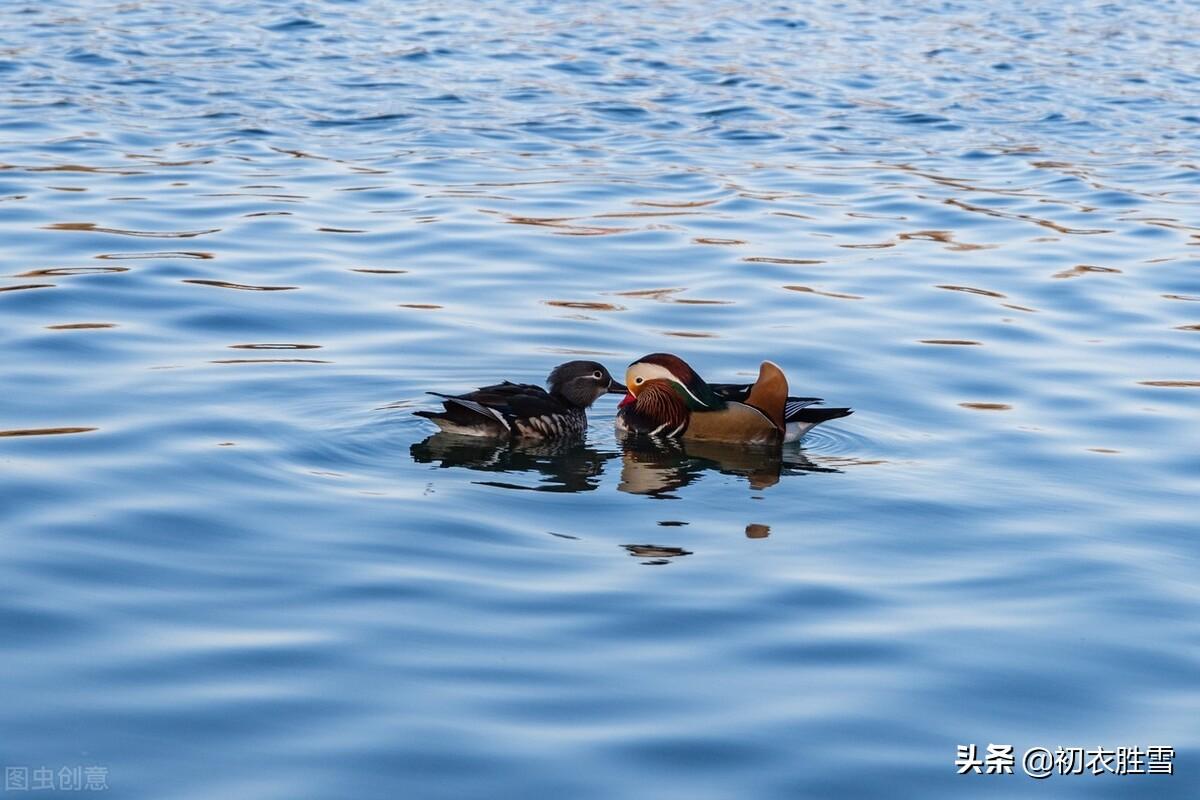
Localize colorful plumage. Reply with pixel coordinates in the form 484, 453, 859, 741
616, 353, 851, 443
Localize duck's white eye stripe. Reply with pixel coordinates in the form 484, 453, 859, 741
632, 363, 708, 407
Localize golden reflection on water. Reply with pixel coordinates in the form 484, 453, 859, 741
183, 279, 297, 291
662, 330, 717, 338
634, 200, 718, 208
502, 214, 626, 236
544, 300, 625, 311
959, 402, 1012, 411
609, 287, 733, 305
783, 285, 863, 300
692, 237, 745, 245
936, 284, 1005, 298
898, 230, 994, 251
1138, 381, 1200, 388
44, 222, 220, 238
18, 267, 129, 276
46, 323, 117, 330
612, 287, 678, 300
742, 256, 825, 265
943, 197, 1113, 236
96, 251, 213, 260
1052, 264, 1122, 279
0, 283, 55, 292
920, 339, 982, 346
211, 358, 330, 365
594, 210, 702, 220
0, 427, 97, 437
24, 164, 144, 175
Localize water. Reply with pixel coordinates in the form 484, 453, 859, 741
2, 1, 1198, 796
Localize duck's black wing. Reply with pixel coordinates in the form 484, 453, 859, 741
708, 383, 829, 423
415, 381, 571, 436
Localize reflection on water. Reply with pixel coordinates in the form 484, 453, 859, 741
411, 432, 843, 497
2, 0, 1199, 797
411, 433, 615, 493
0, 426, 97, 437
616, 436, 841, 497
182, 279, 297, 291
621, 543, 694, 566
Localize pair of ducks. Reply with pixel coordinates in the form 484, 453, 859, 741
416, 354, 851, 444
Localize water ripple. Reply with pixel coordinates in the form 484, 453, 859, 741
2, 1, 1198, 798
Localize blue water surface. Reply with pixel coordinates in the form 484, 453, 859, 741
1, 1, 1198, 797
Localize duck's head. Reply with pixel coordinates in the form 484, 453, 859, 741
621, 353, 725, 410
547, 360, 626, 409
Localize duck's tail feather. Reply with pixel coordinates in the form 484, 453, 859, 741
783, 407, 853, 443
783, 398, 823, 419
414, 398, 510, 436
787, 406, 853, 424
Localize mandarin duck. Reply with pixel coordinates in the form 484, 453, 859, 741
616, 353, 851, 444
415, 360, 624, 438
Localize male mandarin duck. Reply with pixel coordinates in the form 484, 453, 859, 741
616, 353, 852, 444
415, 360, 624, 438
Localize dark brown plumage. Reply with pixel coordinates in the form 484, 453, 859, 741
415, 360, 623, 438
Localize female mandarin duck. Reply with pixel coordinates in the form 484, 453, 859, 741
616, 353, 851, 444
415, 360, 624, 438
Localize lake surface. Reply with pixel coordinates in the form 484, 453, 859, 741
2, 1, 1198, 797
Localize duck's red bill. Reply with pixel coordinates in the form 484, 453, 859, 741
618, 392, 636, 408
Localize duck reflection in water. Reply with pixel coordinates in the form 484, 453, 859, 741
615, 434, 841, 497
411, 431, 841, 496
410, 433, 615, 493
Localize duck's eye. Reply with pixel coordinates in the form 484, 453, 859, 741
592, 371, 602, 380
634, 376, 644, 385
